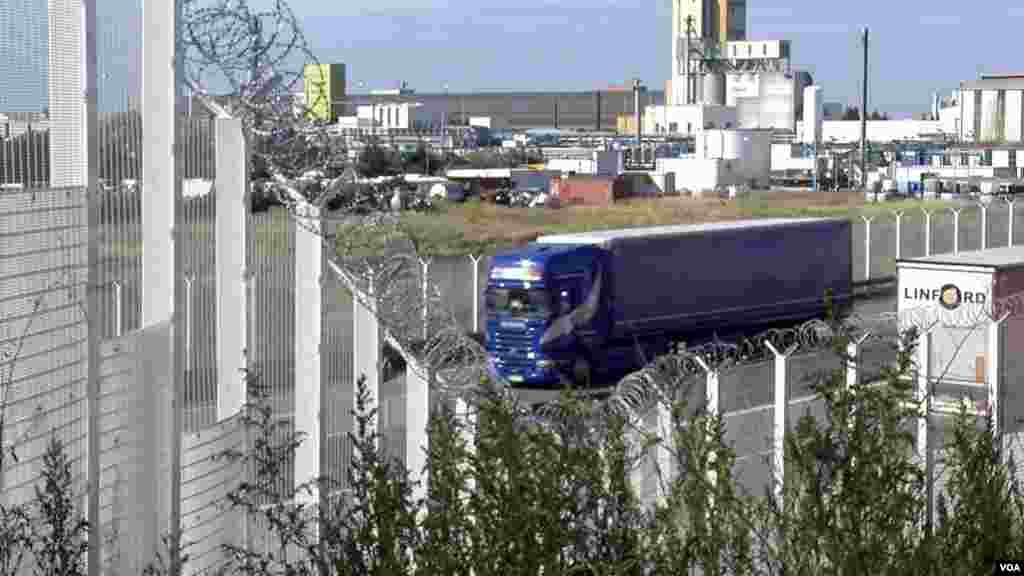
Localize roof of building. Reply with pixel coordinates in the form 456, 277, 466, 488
535, 218, 842, 246
960, 77, 1024, 91
898, 245, 1024, 269
980, 73, 1024, 80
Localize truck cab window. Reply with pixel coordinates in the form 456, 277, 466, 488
486, 288, 550, 318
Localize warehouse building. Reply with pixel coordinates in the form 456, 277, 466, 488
343, 90, 665, 132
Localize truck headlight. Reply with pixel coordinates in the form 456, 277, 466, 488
537, 359, 556, 369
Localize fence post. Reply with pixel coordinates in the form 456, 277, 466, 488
455, 393, 476, 495
846, 334, 870, 387
81, 0, 101, 569
989, 314, 1009, 438
405, 363, 430, 509
141, 0, 186, 567
420, 258, 431, 341
861, 215, 873, 281
470, 254, 482, 333
215, 116, 250, 420
979, 203, 989, 250
693, 357, 719, 498
113, 281, 123, 338
185, 275, 193, 371
916, 329, 932, 532
293, 204, 323, 501
1008, 198, 1016, 247
950, 207, 962, 254
922, 208, 933, 257
765, 341, 796, 505
353, 275, 381, 449
892, 210, 904, 261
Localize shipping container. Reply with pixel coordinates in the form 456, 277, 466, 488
897, 246, 1024, 432
551, 176, 617, 206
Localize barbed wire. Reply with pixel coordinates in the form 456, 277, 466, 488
286, 200, 495, 406
182, 0, 340, 180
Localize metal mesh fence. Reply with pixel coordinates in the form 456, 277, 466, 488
0, 186, 89, 505
247, 207, 296, 492
323, 275, 355, 487
182, 120, 218, 432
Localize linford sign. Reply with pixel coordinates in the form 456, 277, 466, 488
902, 284, 987, 310
898, 268, 995, 328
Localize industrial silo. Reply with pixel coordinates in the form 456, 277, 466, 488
703, 72, 726, 106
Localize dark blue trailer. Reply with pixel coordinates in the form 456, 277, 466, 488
484, 218, 853, 387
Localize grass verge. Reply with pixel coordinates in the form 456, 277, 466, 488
398, 190, 969, 256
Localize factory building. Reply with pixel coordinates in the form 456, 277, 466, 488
660, 0, 806, 135
944, 73, 1024, 143
670, 0, 747, 107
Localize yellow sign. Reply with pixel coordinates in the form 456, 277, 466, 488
303, 63, 346, 122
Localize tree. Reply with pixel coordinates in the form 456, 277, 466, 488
842, 106, 861, 121
31, 437, 90, 576
358, 143, 400, 178
869, 109, 883, 121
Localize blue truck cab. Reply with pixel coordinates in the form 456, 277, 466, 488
485, 218, 855, 389
485, 243, 607, 387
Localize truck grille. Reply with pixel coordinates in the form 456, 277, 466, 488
489, 328, 541, 370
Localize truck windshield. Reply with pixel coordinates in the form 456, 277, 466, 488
486, 288, 550, 318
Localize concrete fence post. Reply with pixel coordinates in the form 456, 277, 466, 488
454, 393, 476, 494
420, 258, 431, 341
989, 314, 1009, 438
353, 275, 381, 450
293, 204, 323, 501
649, 392, 676, 502
765, 341, 796, 506
916, 329, 934, 533
922, 208, 933, 257
861, 215, 874, 281
142, 0, 186, 564
846, 334, 870, 388
184, 275, 193, 371
915, 329, 931, 473
950, 207, 962, 254
215, 116, 250, 421
470, 255, 482, 333
1008, 199, 1016, 247
693, 356, 720, 498
979, 203, 989, 250
405, 364, 430, 508
892, 210, 904, 261
113, 281, 123, 338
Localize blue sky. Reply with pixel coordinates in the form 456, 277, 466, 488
292, 0, 1024, 116
2, 1, 1021, 116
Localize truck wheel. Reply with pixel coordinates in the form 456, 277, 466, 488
573, 357, 592, 388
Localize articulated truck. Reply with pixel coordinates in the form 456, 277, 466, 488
484, 218, 854, 387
